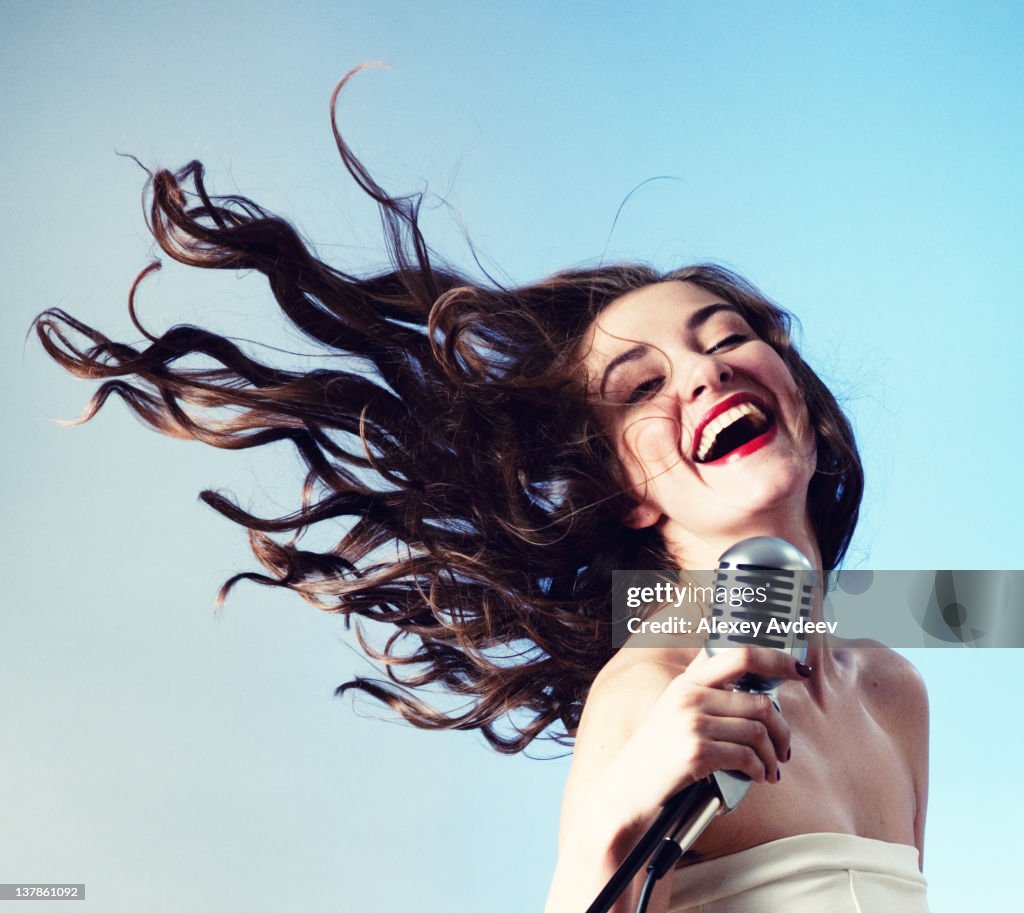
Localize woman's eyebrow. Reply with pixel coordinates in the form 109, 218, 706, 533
600, 344, 648, 395
687, 302, 740, 330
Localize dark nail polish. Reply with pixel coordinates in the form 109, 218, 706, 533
776, 768, 782, 782
786, 746, 792, 762
796, 662, 813, 678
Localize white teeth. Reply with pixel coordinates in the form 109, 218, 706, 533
695, 402, 767, 461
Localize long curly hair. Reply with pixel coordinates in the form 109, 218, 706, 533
34, 69, 862, 753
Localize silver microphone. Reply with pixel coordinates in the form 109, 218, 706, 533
699, 537, 816, 813
705, 536, 816, 682
586, 537, 818, 913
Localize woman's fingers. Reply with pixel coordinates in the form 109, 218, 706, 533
691, 688, 791, 765
658, 651, 799, 775
701, 740, 780, 784
694, 711, 787, 781
616, 647, 808, 807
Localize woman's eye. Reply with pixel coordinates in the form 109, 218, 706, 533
626, 377, 665, 404
706, 333, 748, 355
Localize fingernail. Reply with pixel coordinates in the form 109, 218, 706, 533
776, 768, 782, 782
796, 662, 813, 678
786, 746, 792, 762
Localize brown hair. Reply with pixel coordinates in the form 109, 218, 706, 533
34, 69, 862, 753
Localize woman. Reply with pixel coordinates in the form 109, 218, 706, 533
34, 69, 928, 912
545, 278, 929, 912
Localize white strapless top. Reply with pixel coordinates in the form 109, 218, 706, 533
669, 832, 929, 912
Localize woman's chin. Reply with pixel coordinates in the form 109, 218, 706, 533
661, 477, 813, 561
710, 450, 812, 511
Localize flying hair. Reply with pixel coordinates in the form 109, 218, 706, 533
33, 66, 862, 753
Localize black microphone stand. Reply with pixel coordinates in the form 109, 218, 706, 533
583, 751, 754, 913
583, 688, 780, 913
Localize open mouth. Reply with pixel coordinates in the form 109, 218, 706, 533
693, 397, 776, 464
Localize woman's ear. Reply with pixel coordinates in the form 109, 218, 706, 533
622, 502, 661, 530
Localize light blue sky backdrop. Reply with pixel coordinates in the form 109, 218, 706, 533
3, 2, 1022, 911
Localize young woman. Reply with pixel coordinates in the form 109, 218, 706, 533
34, 69, 929, 913
544, 278, 929, 912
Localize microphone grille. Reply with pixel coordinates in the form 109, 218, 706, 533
707, 537, 816, 660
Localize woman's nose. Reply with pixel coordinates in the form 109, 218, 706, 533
688, 356, 733, 401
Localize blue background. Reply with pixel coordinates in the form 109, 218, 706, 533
3, 2, 1021, 910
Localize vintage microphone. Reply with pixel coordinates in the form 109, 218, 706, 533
586, 537, 816, 913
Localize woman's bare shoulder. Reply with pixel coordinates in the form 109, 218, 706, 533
557, 645, 697, 847
845, 645, 929, 778
844, 641, 928, 712
843, 643, 930, 857
562, 649, 689, 772
580, 644, 699, 739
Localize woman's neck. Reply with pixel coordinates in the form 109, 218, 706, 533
659, 510, 822, 575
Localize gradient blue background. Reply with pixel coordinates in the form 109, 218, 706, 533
3, 2, 1021, 911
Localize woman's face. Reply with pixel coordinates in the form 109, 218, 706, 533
581, 280, 817, 565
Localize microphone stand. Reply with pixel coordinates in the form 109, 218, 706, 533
583, 689, 777, 913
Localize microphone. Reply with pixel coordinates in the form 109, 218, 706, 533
672, 537, 816, 849
705, 536, 815, 675
586, 536, 816, 913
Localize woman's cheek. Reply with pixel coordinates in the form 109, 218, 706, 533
783, 390, 817, 464
622, 414, 683, 472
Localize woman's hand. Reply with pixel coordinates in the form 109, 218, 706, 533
597, 647, 805, 829
544, 646, 810, 913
